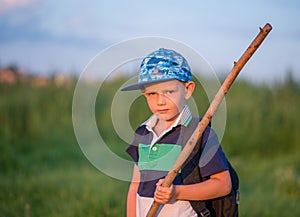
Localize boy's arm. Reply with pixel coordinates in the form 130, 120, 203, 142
154, 170, 231, 204
127, 164, 140, 217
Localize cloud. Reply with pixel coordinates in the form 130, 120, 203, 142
0, 0, 36, 14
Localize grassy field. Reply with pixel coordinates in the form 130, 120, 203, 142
0, 74, 300, 216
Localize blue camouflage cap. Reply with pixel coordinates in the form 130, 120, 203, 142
121, 48, 192, 91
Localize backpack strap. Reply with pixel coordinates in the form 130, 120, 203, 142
180, 117, 239, 217
180, 117, 211, 216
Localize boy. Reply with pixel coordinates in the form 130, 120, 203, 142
121, 48, 232, 217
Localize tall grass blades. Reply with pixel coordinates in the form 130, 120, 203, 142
0, 74, 299, 217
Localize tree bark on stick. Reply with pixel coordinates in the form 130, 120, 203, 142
146, 23, 272, 217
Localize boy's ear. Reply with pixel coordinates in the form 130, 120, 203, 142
185, 81, 195, 100
140, 89, 146, 96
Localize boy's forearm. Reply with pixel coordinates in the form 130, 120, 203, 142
175, 170, 231, 201
127, 165, 140, 217
126, 196, 136, 217
127, 185, 137, 217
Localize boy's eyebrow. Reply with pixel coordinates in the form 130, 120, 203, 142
143, 87, 178, 94
144, 84, 179, 92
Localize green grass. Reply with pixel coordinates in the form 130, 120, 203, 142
232, 153, 300, 217
1, 165, 128, 217
1, 74, 300, 216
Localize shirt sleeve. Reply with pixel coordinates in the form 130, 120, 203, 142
125, 125, 149, 163
126, 144, 138, 163
199, 127, 229, 178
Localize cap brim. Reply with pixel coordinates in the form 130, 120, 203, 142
120, 78, 174, 91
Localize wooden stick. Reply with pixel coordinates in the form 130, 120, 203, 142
146, 23, 272, 217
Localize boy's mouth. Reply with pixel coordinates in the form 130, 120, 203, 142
156, 109, 169, 113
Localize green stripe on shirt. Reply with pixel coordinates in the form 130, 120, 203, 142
138, 144, 182, 171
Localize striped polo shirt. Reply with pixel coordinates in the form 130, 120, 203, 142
126, 105, 228, 217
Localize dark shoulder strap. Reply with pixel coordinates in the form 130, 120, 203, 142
181, 117, 239, 190
181, 117, 210, 170
181, 118, 239, 217
180, 117, 211, 216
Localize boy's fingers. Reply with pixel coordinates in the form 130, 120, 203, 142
156, 179, 165, 186
154, 184, 175, 204
156, 185, 170, 193
154, 192, 169, 204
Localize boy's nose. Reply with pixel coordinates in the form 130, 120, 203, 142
157, 93, 166, 105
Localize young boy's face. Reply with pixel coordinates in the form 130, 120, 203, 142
142, 79, 195, 125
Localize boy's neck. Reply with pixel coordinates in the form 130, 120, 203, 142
153, 113, 180, 136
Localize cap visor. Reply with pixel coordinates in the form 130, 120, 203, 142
120, 82, 142, 91
120, 78, 175, 91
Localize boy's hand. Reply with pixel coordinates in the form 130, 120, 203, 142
154, 179, 177, 204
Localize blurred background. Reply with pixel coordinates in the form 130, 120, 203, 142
1, 0, 300, 216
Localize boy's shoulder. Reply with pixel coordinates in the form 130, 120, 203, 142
135, 124, 148, 135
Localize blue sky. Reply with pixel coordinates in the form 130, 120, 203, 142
0, 0, 299, 83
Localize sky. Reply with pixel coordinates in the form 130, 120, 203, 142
0, 0, 300, 83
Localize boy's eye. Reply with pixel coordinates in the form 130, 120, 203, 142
144, 89, 176, 97
165, 90, 175, 95
147, 92, 156, 96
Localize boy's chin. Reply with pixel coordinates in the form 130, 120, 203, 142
157, 114, 179, 123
